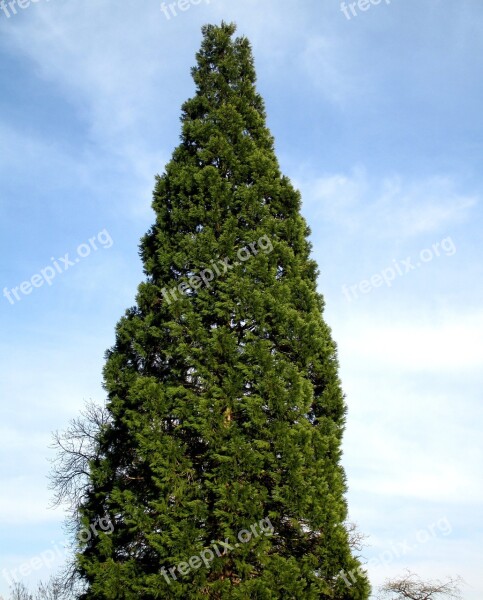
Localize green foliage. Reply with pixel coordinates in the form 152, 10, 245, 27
75, 21, 370, 599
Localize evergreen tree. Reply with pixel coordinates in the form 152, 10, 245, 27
75, 22, 370, 599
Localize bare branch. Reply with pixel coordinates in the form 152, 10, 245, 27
345, 520, 369, 554
379, 570, 464, 600
7, 582, 33, 600
35, 576, 67, 600
48, 400, 111, 514
4, 575, 81, 600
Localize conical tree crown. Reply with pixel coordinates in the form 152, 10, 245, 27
76, 22, 370, 600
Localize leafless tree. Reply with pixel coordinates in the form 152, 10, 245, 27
49, 400, 111, 514
5, 577, 78, 600
345, 520, 369, 555
35, 577, 67, 600
7, 582, 32, 600
47, 400, 110, 598
379, 570, 464, 600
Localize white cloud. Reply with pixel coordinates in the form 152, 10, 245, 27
347, 422, 482, 503
337, 310, 483, 372
299, 169, 477, 238
2, 2, 163, 138
335, 309, 483, 501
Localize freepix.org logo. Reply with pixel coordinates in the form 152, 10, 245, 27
341, 236, 456, 302
3, 229, 114, 306
161, 234, 273, 305
340, 0, 392, 21
0, 0, 50, 19
161, 517, 274, 584
160, 0, 210, 20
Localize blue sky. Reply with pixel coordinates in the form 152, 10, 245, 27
0, 0, 482, 597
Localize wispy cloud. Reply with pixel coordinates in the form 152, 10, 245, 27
300, 169, 477, 238
338, 309, 483, 372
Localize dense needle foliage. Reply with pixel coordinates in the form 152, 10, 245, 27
75, 22, 370, 600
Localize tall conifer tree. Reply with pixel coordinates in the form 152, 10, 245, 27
75, 22, 370, 599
